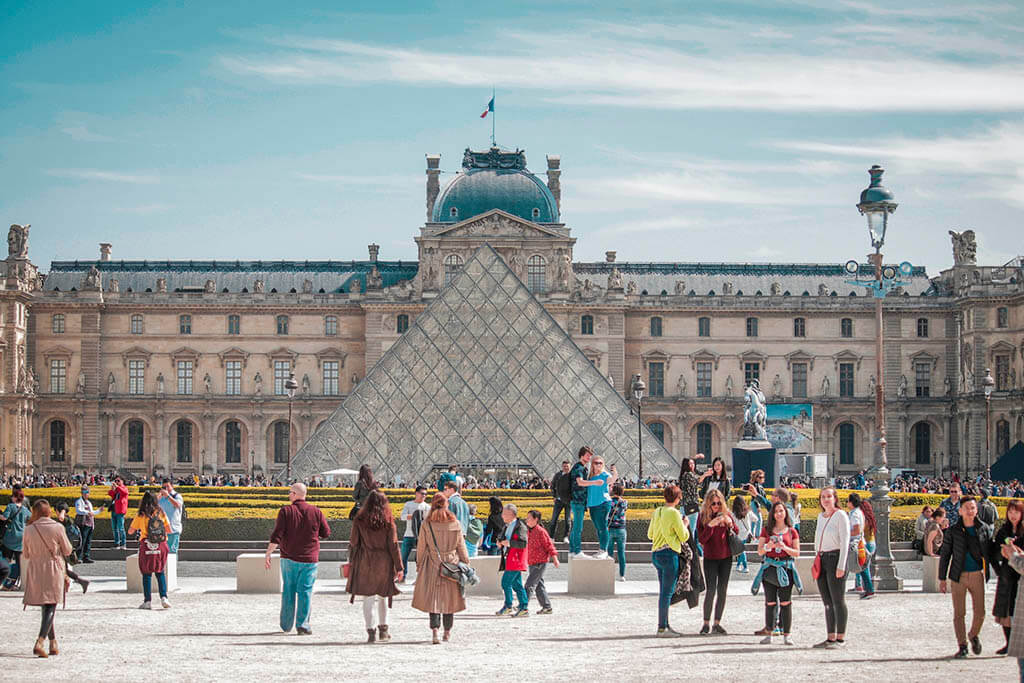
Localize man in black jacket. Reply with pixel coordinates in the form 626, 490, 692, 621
548, 461, 572, 542
938, 496, 993, 658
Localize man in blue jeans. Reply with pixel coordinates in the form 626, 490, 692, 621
265, 483, 331, 635
568, 446, 593, 558
108, 476, 129, 550
158, 479, 185, 554
399, 486, 429, 582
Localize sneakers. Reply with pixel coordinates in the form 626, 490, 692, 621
592, 551, 609, 560
568, 552, 587, 559
563, 537, 569, 543
760, 635, 773, 645
296, 627, 312, 635
657, 627, 683, 638
737, 567, 749, 574
954, 644, 968, 659
511, 608, 529, 618
783, 635, 795, 646
699, 624, 710, 635
537, 606, 553, 615
812, 639, 836, 649
753, 627, 772, 636
971, 635, 982, 655
616, 575, 626, 582
139, 601, 152, 610
711, 624, 727, 635
160, 597, 171, 609
860, 592, 875, 600
495, 606, 513, 616
773, 628, 783, 636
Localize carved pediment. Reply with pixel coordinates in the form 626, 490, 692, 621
832, 349, 863, 371
267, 347, 299, 364
218, 346, 251, 368
690, 348, 720, 370
315, 347, 347, 368
990, 340, 1016, 358
785, 349, 815, 371
170, 346, 201, 364
909, 350, 940, 371
738, 349, 768, 370
642, 349, 671, 371
434, 209, 565, 240
42, 344, 74, 361
120, 346, 153, 368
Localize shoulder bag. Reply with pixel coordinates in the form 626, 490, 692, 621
811, 512, 835, 581
426, 521, 467, 590
726, 521, 746, 557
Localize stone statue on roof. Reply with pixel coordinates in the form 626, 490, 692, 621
156, 277, 167, 293
949, 230, 977, 266
675, 280, 685, 296
367, 266, 383, 290
253, 279, 264, 294
626, 280, 637, 296
608, 268, 623, 290
204, 279, 216, 293
108, 372, 116, 395
83, 265, 101, 290
7, 224, 29, 259
302, 279, 313, 294
722, 281, 733, 295
770, 282, 781, 296
302, 373, 311, 396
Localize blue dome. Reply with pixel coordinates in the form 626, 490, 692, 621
432, 147, 559, 224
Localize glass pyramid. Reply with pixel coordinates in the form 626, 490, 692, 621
283, 244, 677, 484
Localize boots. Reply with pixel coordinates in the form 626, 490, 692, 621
443, 630, 451, 642
431, 628, 440, 645
49, 638, 59, 656
377, 625, 391, 642
33, 638, 48, 658
366, 628, 376, 644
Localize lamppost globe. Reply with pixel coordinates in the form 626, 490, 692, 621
856, 165, 898, 250
631, 375, 646, 481
285, 372, 298, 399
284, 372, 299, 483
982, 368, 995, 398
632, 376, 646, 402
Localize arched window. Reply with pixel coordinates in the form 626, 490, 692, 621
52, 314, 65, 334
449, 207, 458, 218
839, 423, 855, 465
648, 422, 665, 444
396, 314, 409, 334
650, 316, 663, 337
527, 255, 546, 293
324, 315, 338, 336
276, 315, 289, 335
913, 422, 931, 464
698, 317, 711, 337
696, 422, 713, 459
225, 421, 242, 464
128, 420, 144, 462
997, 419, 1011, 456
532, 208, 541, 219
130, 313, 144, 334
274, 421, 290, 464
50, 420, 67, 461
444, 254, 464, 286
580, 314, 594, 335
176, 421, 193, 463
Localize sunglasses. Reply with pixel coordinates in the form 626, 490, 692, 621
711, 502, 721, 506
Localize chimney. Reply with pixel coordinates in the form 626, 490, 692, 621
368, 244, 380, 262
605, 251, 616, 263
100, 243, 112, 261
425, 154, 441, 221
546, 155, 561, 213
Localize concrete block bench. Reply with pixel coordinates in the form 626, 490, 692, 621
126, 553, 179, 593
568, 555, 615, 595
236, 553, 281, 593
466, 555, 526, 596
793, 556, 819, 596
922, 554, 941, 593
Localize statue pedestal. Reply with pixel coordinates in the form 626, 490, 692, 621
731, 439, 777, 487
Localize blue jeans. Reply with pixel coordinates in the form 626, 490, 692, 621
736, 551, 748, 571
166, 533, 180, 554
142, 572, 167, 602
686, 512, 702, 555
652, 548, 679, 629
1018, 657, 1024, 682
112, 513, 126, 546
501, 570, 528, 610
78, 525, 94, 560
466, 541, 478, 558
569, 503, 586, 554
400, 536, 416, 576
589, 502, 611, 551
607, 528, 627, 576
280, 558, 318, 632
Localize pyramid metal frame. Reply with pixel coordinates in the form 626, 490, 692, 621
281, 244, 677, 484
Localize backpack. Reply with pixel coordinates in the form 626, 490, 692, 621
465, 518, 484, 545
147, 514, 167, 544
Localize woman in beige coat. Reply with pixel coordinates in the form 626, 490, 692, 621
21, 500, 73, 658
412, 493, 469, 644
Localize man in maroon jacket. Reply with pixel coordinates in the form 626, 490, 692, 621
265, 483, 331, 635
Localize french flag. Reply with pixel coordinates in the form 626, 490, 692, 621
480, 96, 494, 118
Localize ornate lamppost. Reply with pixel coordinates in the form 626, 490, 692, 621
285, 372, 299, 483
982, 368, 995, 475
631, 374, 646, 481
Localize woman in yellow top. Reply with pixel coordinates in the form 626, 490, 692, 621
647, 484, 690, 638
128, 491, 172, 610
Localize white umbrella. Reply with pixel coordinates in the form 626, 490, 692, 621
321, 468, 360, 476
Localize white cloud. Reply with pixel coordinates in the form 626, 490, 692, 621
47, 169, 159, 184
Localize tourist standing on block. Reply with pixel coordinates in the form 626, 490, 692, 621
992, 499, 1024, 655
465, 504, 484, 558
549, 461, 573, 542
265, 483, 331, 635
568, 446, 594, 558
586, 457, 617, 559
158, 479, 185, 554
73, 487, 98, 563
648, 485, 689, 637
21, 500, 73, 659
412, 493, 470, 644
107, 476, 129, 550
940, 495, 993, 658
812, 487, 850, 649
1, 485, 30, 590
347, 490, 403, 643
129, 491, 172, 610
436, 464, 458, 492
399, 486, 430, 582
525, 510, 558, 614
733, 495, 757, 574
697, 488, 738, 635
607, 484, 629, 580
756, 501, 801, 646
496, 503, 530, 617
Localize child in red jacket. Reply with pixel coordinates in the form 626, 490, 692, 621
525, 509, 560, 615
496, 504, 530, 617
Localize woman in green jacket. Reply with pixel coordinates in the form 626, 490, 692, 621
648, 485, 690, 638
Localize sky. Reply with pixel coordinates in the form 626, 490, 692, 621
2, 0, 1023, 275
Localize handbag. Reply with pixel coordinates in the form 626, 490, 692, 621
341, 562, 351, 579
727, 525, 745, 557
426, 520, 467, 591
811, 512, 835, 581
846, 538, 866, 574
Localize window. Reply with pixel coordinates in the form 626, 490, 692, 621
650, 317, 663, 337
696, 361, 712, 397
698, 317, 710, 337
227, 315, 240, 335
917, 318, 929, 338
792, 362, 808, 398
839, 362, 854, 397
130, 314, 144, 334
839, 423, 855, 465
996, 355, 1010, 391
696, 423, 713, 458
225, 360, 242, 395
648, 422, 665, 444
793, 317, 806, 337
396, 314, 409, 334
444, 254, 464, 286
841, 318, 853, 338
580, 315, 594, 335
274, 360, 291, 395
532, 207, 541, 219
915, 362, 931, 397
177, 360, 193, 395
746, 317, 758, 337
325, 315, 338, 336
274, 421, 290, 464
913, 422, 931, 464
648, 362, 664, 397
323, 361, 339, 396
225, 421, 242, 463
128, 360, 145, 395
52, 314, 65, 334
179, 314, 192, 334
449, 207, 458, 218
997, 419, 1011, 456
50, 421, 66, 461
50, 359, 67, 394
128, 420, 144, 462
527, 255, 546, 293
744, 362, 760, 387
997, 307, 1009, 328
276, 315, 289, 335
176, 421, 193, 463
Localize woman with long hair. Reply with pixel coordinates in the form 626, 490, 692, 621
412, 493, 470, 644
847, 493, 876, 600
696, 488, 738, 635
482, 496, 505, 556
757, 501, 800, 645
21, 500, 72, 658
699, 457, 730, 501
813, 487, 850, 648
732, 495, 758, 574
351, 465, 378, 518
991, 499, 1024, 654
347, 490, 403, 643
647, 485, 689, 637
128, 491, 172, 610
677, 458, 701, 540
1, 485, 30, 590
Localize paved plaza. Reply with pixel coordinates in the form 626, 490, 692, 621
0, 561, 1018, 681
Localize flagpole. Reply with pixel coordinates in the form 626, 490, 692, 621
491, 87, 495, 146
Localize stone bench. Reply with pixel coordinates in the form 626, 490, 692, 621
126, 553, 178, 593
793, 556, 818, 596
922, 554, 941, 593
466, 555, 526, 596
568, 555, 615, 595
236, 553, 281, 593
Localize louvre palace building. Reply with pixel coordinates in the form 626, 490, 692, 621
2, 144, 1022, 482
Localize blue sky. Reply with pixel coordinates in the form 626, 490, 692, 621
2, 1, 1022, 273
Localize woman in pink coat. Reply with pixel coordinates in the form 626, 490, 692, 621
21, 500, 73, 658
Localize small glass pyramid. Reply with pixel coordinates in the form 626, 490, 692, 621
283, 244, 677, 484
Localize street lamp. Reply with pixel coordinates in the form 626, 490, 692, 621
250, 448, 256, 482
982, 368, 995, 474
631, 374, 646, 482
285, 372, 299, 483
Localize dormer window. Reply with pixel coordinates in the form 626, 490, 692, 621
532, 208, 540, 219
450, 207, 458, 218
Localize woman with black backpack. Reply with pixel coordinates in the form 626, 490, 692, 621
350, 465, 378, 519
128, 492, 172, 610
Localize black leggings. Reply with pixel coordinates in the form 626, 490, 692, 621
39, 604, 56, 639
702, 557, 731, 622
764, 581, 793, 633
429, 613, 454, 630
815, 550, 848, 634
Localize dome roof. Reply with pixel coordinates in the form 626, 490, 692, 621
432, 147, 559, 224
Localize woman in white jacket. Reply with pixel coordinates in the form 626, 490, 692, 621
812, 487, 850, 649
732, 495, 759, 574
